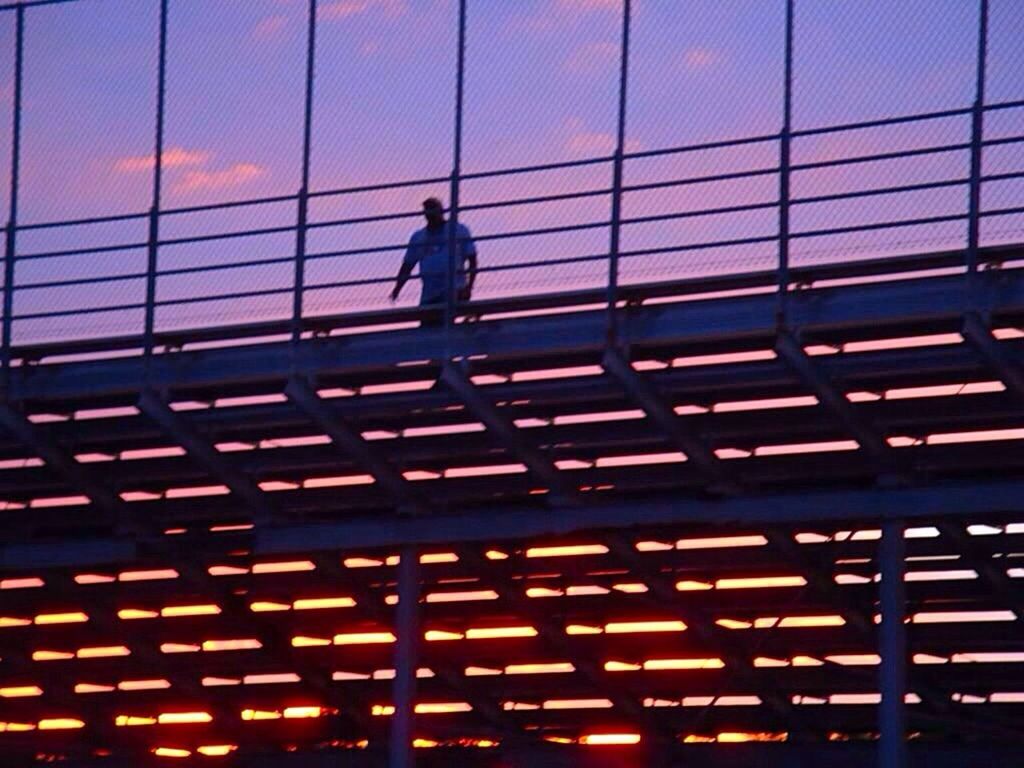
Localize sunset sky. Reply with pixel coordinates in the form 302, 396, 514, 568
0, 0, 1020, 342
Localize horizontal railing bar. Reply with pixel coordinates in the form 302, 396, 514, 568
15, 272, 149, 291
15, 209, 150, 232
14, 240, 148, 262
159, 192, 299, 217
156, 223, 297, 248
156, 256, 296, 278
12, 302, 148, 322
308, 174, 452, 200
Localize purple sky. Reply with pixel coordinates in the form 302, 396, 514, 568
0, 0, 1021, 343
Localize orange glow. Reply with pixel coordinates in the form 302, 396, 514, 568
241, 709, 281, 721
716, 732, 788, 743
580, 733, 641, 746
119, 608, 160, 620
158, 711, 213, 725
197, 745, 237, 756
293, 597, 356, 610
250, 601, 291, 613
209, 523, 255, 532
526, 544, 609, 558
344, 557, 384, 568
713, 395, 817, 413
511, 364, 603, 382
486, 549, 510, 560
165, 484, 230, 499
465, 666, 501, 677
911, 610, 1015, 623
333, 632, 397, 645
202, 639, 262, 652
526, 587, 564, 598
595, 451, 686, 468
612, 582, 648, 593
252, 560, 315, 574
413, 739, 440, 748
118, 679, 171, 691
644, 657, 725, 671
303, 474, 376, 488
605, 620, 686, 634
425, 590, 499, 603
465, 626, 538, 640
119, 569, 178, 582
75, 683, 115, 694
676, 535, 767, 550
506, 662, 575, 675
0, 722, 35, 732
778, 615, 846, 628
78, 646, 131, 658
675, 580, 714, 591
0, 616, 31, 628
827, 654, 881, 666
117, 715, 158, 726
153, 747, 191, 758
756, 440, 859, 456
33, 650, 74, 661
283, 706, 324, 719
0, 686, 42, 698
37, 718, 85, 730
716, 576, 807, 590
445, 463, 528, 478
243, 673, 301, 685
292, 636, 331, 647
543, 699, 613, 710
424, 630, 464, 641
34, 611, 88, 625
74, 573, 115, 585
565, 624, 602, 635
843, 332, 961, 352
208, 565, 249, 576
160, 643, 201, 654
672, 350, 776, 367
202, 677, 241, 687
161, 604, 221, 618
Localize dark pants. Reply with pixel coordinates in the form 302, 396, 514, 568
419, 287, 471, 328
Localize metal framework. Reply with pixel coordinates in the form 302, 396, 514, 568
0, 0, 1022, 766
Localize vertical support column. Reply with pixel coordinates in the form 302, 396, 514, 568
3, 6, 24, 380
293, 0, 317, 345
776, 0, 795, 328
965, 0, 990, 306
606, 0, 632, 342
389, 544, 421, 768
445, 0, 467, 334
879, 519, 907, 768
144, 0, 169, 361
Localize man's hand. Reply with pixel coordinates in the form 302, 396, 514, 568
389, 286, 400, 303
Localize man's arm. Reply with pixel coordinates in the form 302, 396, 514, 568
391, 238, 418, 301
461, 225, 478, 295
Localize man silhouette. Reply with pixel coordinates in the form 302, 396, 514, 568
390, 197, 478, 326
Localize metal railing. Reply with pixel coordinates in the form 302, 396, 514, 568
1, 0, 1022, 361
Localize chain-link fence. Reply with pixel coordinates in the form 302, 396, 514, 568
1, 0, 1021, 350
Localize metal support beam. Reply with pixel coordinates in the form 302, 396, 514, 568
602, 346, 734, 493
879, 519, 907, 768
390, 544, 420, 768
775, 331, 894, 467
137, 389, 272, 526
285, 376, 425, 513
962, 312, 1024, 400
440, 360, 576, 502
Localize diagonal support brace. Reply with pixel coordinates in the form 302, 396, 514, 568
775, 331, 894, 466
441, 360, 577, 503
138, 389, 272, 526
285, 376, 426, 514
962, 312, 1024, 400
602, 346, 736, 493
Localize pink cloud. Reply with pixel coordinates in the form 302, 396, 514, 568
564, 41, 619, 74
682, 47, 722, 70
253, 14, 289, 41
174, 163, 266, 193
564, 117, 641, 158
320, 0, 407, 20
114, 146, 211, 173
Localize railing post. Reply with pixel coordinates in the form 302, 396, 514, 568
606, 0, 632, 343
389, 544, 421, 768
965, 0, 989, 307
879, 519, 907, 768
3, 5, 24, 382
144, 0, 169, 361
445, 0, 467, 335
293, 0, 318, 346
776, 0, 795, 329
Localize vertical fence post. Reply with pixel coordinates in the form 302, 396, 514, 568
879, 519, 907, 768
606, 0, 632, 343
3, 6, 24, 384
445, 0, 467, 335
389, 544, 421, 768
776, 0, 795, 329
293, 0, 318, 346
144, 0, 169, 362
965, 0, 989, 307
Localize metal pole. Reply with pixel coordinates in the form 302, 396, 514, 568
776, 0, 795, 328
2, 5, 23, 379
606, 0, 632, 342
144, 0, 169, 361
445, 0, 467, 334
293, 0, 317, 345
879, 519, 907, 768
389, 544, 421, 768
965, 0, 989, 306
